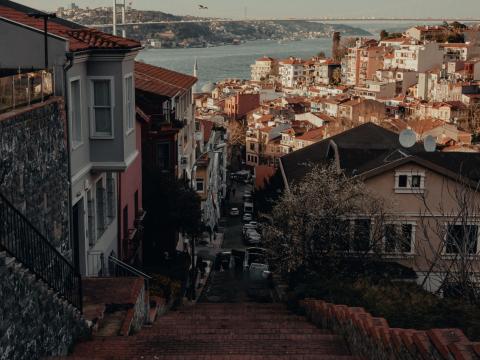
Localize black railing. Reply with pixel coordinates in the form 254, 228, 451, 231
0, 193, 82, 312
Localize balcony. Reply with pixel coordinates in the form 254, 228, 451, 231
0, 70, 53, 114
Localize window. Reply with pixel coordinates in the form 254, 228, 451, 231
385, 223, 414, 254
106, 172, 116, 223
156, 143, 170, 170
90, 79, 113, 137
398, 175, 408, 188
395, 171, 425, 193
70, 79, 82, 146
196, 179, 204, 192
96, 180, 107, 238
124, 75, 134, 133
446, 225, 478, 255
411, 175, 421, 188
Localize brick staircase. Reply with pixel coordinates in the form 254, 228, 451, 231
67, 303, 358, 359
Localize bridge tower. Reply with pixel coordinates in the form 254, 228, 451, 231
112, 0, 127, 37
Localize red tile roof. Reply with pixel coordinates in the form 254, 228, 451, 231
135, 61, 197, 98
256, 56, 275, 62
0, 3, 140, 52
296, 127, 326, 141
199, 119, 214, 143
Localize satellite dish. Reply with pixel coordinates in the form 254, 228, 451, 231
399, 129, 417, 148
424, 135, 437, 152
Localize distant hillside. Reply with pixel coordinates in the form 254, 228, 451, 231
59, 7, 371, 47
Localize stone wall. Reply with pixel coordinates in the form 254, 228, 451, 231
0, 253, 89, 360
0, 98, 70, 257
300, 299, 480, 359
120, 278, 147, 336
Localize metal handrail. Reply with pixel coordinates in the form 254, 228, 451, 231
0, 192, 82, 312
108, 254, 152, 281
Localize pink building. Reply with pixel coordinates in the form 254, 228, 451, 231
118, 117, 145, 265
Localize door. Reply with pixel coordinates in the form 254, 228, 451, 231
72, 199, 86, 275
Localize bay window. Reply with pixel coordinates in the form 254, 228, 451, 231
90, 78, 114, 137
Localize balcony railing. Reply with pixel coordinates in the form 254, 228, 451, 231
0, 192, 82, 311
0, 70, 54, 114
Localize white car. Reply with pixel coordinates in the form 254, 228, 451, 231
242, 213, 253, 222
230, 208, 240, 216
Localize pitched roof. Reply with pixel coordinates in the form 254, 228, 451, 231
199, 119, 214, 143
296, 127, 325, 141
0, 0, 140, 52
135, 61, 197, 98
280, 122, 480, 187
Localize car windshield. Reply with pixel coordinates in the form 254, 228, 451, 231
249, 253, 265, 265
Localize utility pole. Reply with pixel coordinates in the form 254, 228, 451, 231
28, 12, 57, 69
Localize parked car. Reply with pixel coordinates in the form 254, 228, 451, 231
242, 213, 253, 222
244, 202, 254, 214
243, 247, 267, 271
244, 229, 261, 245
230, 207, 240, 216
243, 223, 257, 234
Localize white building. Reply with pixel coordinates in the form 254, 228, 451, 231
251, 56, 276, 81
279, 58, 305, 88
384, 42, 444, 73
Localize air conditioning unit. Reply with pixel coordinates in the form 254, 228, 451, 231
181, 156, 188, 165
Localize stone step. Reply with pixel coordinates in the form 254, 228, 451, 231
125, 333, 342, 342
160, 314, 306, 321
141, 327, 330, 335
72, 338, 352, 356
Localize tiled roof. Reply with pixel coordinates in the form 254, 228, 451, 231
199, 119, 214, 143
256, 56, 274, 62
135, 61, 197, 98
296, 127, 325, 141
0, 1, 140, 52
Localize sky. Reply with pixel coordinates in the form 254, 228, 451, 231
14, 0, 480, 19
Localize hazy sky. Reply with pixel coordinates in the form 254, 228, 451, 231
15, 0, 480, 19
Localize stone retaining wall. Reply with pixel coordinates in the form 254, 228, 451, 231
0, 254, 89, 360
300, 298, 480, 360
0, 98, 70, 257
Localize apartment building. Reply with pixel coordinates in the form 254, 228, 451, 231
314, 59, 341, 85
342, 39, 386, 86
135, 62, 197, 252
384, 42, 444, 73
406, 25, 448, 41
224, 93, 260, 119
440, 43, 480, 62
279, 57, 305, 88
194, 120, 227, 233
0, 1, 143, 275
250, 56, 277, 81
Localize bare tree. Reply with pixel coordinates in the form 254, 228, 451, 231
414, 173, 480, 305
263, 164, 390, 276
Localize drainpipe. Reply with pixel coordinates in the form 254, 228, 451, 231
63, 52, 75, 265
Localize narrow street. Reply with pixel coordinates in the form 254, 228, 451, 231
198, 145, 274, 304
